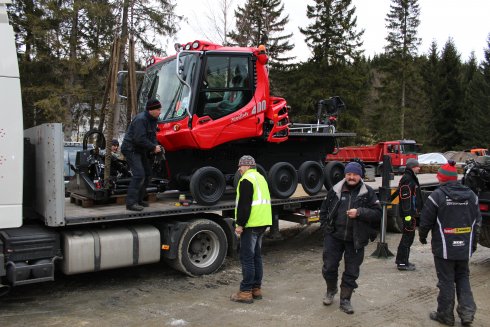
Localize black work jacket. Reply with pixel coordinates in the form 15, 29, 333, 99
419, 181, 482, 260
121, 111, 158, 154
398, 168, 424, 218
320, 180, 382, 250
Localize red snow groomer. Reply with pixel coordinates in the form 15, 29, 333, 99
138, 40, 354, 205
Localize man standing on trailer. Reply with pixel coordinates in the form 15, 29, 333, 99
320, 162, 382, 314
395, 158, 424, 271
121, 99, 162, 211
231, 155, 272, 304
419, 161, 481, 326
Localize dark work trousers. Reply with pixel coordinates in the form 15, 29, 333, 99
322, 233, 365, 289
239, 226, 267, 291
395, 229, 415, 265
433, 256, 477, 320
123, 151, 151, 206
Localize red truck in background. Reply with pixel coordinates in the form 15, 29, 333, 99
325, 140, 420, 176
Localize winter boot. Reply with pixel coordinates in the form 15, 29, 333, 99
322, 280, 338, 306
230, 290, 253, 304
397, 262, 416, 271
339, 287, 354, 314
252, 287, 262, 300
429, 311, 455, 326
457, 305, 474, 326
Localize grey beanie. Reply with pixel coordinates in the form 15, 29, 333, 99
406, 158, 420, 169
238, 155, 256, 167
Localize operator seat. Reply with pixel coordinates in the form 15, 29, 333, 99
203, 64, 248, 120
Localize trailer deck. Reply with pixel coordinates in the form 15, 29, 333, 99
63, 174, 442, 225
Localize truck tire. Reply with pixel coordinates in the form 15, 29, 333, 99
298, 161, 324, 195
268, 162, 298, 199
324, 161, 344, 190
167, 219, 227, 276
233, 164, 266, 189
190, 166, 226, 206
478, 225, 490, 248
387, 211, 403, 233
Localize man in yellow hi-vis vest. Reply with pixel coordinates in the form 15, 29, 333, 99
230, 155, 272, 304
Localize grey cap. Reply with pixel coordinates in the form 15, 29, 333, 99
238, 155, 256, 167
406, 158, 420, 169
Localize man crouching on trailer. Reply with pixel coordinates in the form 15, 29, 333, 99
231, 155, 272, 304
320, 162, 382, 314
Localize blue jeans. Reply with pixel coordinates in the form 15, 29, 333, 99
122, 150, 151, 206
239, 226, 266, 291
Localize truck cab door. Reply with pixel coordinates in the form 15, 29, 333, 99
390, 144, 401, 166
191, 54, 257, 149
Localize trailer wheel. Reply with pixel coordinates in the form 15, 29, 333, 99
190, 166, 226, 205
376, 164, 384, 177
167, 219, 227, 276
268, 162, 298, 198
233, 164, 266, 189
298, 161, 324, 195
387, 211, 403, 233
324, 161, 344, 190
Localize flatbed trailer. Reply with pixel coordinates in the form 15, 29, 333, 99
1, 122, 441, 293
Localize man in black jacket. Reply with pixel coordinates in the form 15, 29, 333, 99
320, 162, 382, 314
395, 158, 424, 271
121, 99, 163, 211
419, 161, 481, 326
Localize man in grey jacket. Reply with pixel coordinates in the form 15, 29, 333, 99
419, 161, 481, 326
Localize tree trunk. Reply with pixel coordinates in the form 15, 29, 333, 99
64, 0, 80, 141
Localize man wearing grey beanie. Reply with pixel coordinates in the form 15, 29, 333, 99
395, 158, 423, 271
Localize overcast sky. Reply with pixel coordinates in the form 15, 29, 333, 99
170, 0, 490, 63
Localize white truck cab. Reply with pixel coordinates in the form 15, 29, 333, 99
0, 0, 23, 229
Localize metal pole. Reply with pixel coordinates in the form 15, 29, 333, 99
371, 155, 394, 258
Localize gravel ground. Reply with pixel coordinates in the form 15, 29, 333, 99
1, 223, 489, 327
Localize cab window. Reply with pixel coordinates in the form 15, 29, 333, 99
197, 56, 252, 120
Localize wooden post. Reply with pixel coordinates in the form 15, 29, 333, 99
127, 33, 138, 120
103, 37, 121, 183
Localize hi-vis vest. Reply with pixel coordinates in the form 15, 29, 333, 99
235, 169, 272, 227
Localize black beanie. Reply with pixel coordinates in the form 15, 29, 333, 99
146, 99, 162, 111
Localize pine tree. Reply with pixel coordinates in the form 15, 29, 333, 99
384, 0, 421, 139
7, 0, 181, 136
460, 37, 490, 148
299, 0, 364, 65
228, 0, 295, 66
432, 38, 464, 151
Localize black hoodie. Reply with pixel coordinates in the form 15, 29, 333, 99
419, 181, 482, 260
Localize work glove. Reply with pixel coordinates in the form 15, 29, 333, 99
419, 237, 427, 244
403, 215, 414, 230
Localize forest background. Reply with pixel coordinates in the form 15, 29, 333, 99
7, 0, 490, 152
